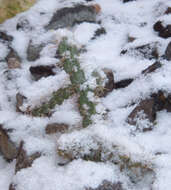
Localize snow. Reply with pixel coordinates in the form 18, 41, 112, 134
0, 0, 171, 189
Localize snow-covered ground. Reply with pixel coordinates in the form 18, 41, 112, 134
0, 0, 171, 189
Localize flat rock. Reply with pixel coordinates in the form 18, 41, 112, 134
153, 21, 171, 38
45, 4, 100, 30
6, 48, 21, 69
29, 65, 56, 81
141, 61, 162, 75
121, 42, 159, 60
0, 125, 17, 161
45, 123, 69, 134
115, 78, 133, 89
27, 41, 45, 61
165, 41, 171, 61
85, 180, 123, 190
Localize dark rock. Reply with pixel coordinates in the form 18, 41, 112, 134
29, 65, 56, 81
16, 18, 32, 31
141, 61, 162, 75
123, 0, 136, 3
165, 7, 171, 15
121, 42, 159, 60
45, 123, 69, 134
127, 99, 156, 132
165, 41, 171, 60
153, 21, 171, 38
15, 141, 41, 173
0, 125, 17, 161
85, 180, 123, 190
92, 27, 106, 40
45, 4, 100, 30
115, 78, 133, 89
9, 184, 16, 190
152, 91, 166, 112
127, 36, 136, 43
0, 31, 13, 43
16, 93, 27, 112
6, 48, 21, 69
27, 42, 45, 61
165, 94, 171, 112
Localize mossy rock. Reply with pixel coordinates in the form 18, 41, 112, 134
0, 0, 36, 23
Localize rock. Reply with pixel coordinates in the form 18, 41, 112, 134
45, 4, 100, 30
92, 27, 106, 40
16, 93, 27, 112
121, 42, 159, 60
165, 7, 171, 15
165, 41, 171, 61
153, 21, 171, 38
0, 31, 13, 43
127, 99, 156, 132
115, 78, 133, 89
6, 48, 21, 69
141, 61, 162, 75
0, 125, 17, 161
9, 184, 16, 190
0, 0, 36, 24
45, 123, 69, 134
29, 65, 56, 81
127, 36, 136, 43
15, 141, 40, 173
123, 0, 136, 3
16, 18, 32, 31
95, 69, 115, 97
151, 91, 166, 112
165, 94, 171, 112
85, 180, 123, 190
27, 42, 45, 61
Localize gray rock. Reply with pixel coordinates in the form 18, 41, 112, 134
121, 42, 159, 60
165, 41, 171, 61
27, 42, 45, 61
45, 4, 100, 30
0, 31, 13, 43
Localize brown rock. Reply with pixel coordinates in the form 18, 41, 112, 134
16, 93, 27, 112
153, 21, 171, 39
165, 41, 171, 61
85, 180, 123, 190
141, 61, 162, 75
95, 69, 115, 97
6, 48, 21, 69
0, 125, 17, 161
45, 123, 68, 134
127, 99, 156, 131
9, 183, 16, 190
165, 7, 171, 14
15, 141, 40, 173
29, 65, 56, 81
